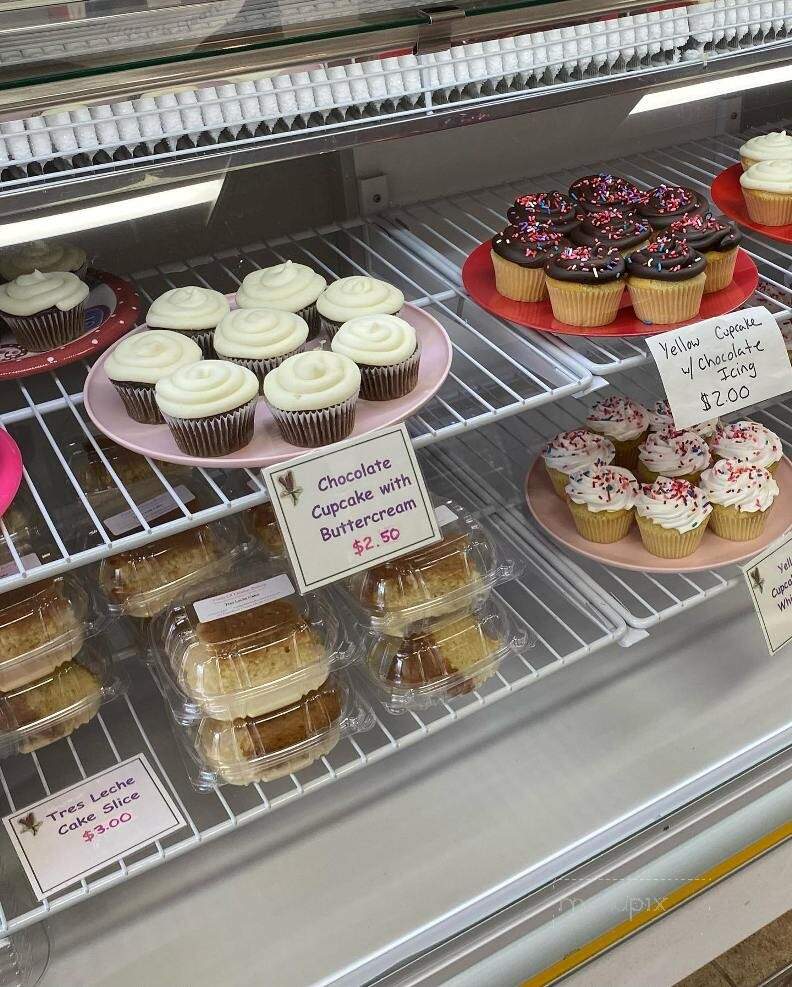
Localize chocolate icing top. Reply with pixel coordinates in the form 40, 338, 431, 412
572, 209, 652, 251
568, 173, 646, 213
626, 235, 706, 281
667, 212, 743, 253
545, 244, 626, 284
506, 191, 580, 234
638, 185, 708, 228
491, 225, 571, 268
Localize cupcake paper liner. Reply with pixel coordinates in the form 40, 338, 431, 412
741, 187, 792, 227
708, 502, 772, 541
545, 277, 624, 328
740, 155, 759, 171
359, 341, 421, 401
587, 430, 645, 471
110, 380, 163, 424
703, 247, 738, 294
267, 392, 358, 448
299, 301, 321, 341
627, 273, 705, 325
567, 500, 634, 543
162, 396, 257, 457
5, 303, 86, 352
491, 250, 548, 302
636, 462, 705, 486
320, 306, 404, 343
636, 513, 710, 558
545, 465, 571, 499
173, 327, 215, 358
222, 343, 307, 392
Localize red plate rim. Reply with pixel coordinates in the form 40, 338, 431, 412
462, 241, 759, 337
0, 430, 23, 516
711, 162, 792, 243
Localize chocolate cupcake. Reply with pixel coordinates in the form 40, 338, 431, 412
146, 286, 230, 357
330, 314, 420, 400
626, 236, 706, 324
0, 240, 87, 283
235, 261, 326, 340
568, 173, 646, 215
316, 276, 404, 340
571, 209, 652, 257
0, 270, 89, 351
490, 225, 570, 302
213, 308, 309, 391
544, 245, 626, 328
637, 185, 708, 230
506, 191, 580, 235
667, 213, 742, 293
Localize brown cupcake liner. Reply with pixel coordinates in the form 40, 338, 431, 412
545, 465, 571, 499
221, 343, 307, 392
741, 187, 792, 227
545, 277, 624, 328
267, 392, 358, 448
636, 513, 710, 558
162, 396, 257, 457
320, 305, 405, 343
491, 250, 547, 302
5, 303, 86, 352
359, 341, 421, 400
709, 502, 772, 541
110, 380, 163, 424
703, 246, 738, 294
173, 327, 215, 358
299, 301, 322, 341
627, 273, 705, 325
636, 461, 705, 486
567, 500, 634, 543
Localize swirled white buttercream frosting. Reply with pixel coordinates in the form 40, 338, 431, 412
105, 330, 203, 384
214, 308, 308, 359
541, 429, 615, 475
0, 270, 89, 316
316, 276, 404, 324
648, 399, 718, 439
636, 478, 712, 532
236, 262, 326, 313
0, 241, 86, 281
699, 458, 779, 512
585, 396, 649, 442
146, 286, 229, 331
565, 465, 640, 512
262, 351, 360, 412
155, 360, 258, 419
330, 314, 416, 366
638, 429, 711, 476
740, 159, 792, 193
740, 131, 792, 163
710, 420, 782, 469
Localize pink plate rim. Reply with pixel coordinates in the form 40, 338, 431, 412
0, 430, 23, 516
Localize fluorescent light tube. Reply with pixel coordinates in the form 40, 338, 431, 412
631, 63, 792, 114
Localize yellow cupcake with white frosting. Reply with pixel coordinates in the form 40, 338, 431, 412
316, 276, 404, 339
739, 131, 792, 170
739, 159, 792, 226
331, 314, 420, 400
146, 286, 230, 356
214, 307, 308, 390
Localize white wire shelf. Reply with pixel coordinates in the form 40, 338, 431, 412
0, 430, 626, 936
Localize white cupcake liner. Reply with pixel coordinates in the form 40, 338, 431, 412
222, 342, 307, 392
267, 392, 358, 447
4, 302, 85, 352
162, 396, 257, 457
172, 326, 215, 358
358, 340, 421, 401
110, 380, 163, 424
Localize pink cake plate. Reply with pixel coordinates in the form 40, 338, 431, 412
0, 430, 23, 516
524, 456, 792, 573
83, 301, 453, 469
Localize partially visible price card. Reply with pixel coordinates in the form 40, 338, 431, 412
742, 528, 792, 655
262, 423, 441, 593
646, 306, 792, 431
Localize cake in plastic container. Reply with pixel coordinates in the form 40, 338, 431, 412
344, 499, 521, 634
151, 563, 351, 722
69, 435, 164, 499
248, 500, 285, 557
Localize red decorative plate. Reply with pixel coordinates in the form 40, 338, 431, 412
0, 270, 140, 380
711, 162, 792, 243
462, 242, 759, 337
0, 431, 23, 516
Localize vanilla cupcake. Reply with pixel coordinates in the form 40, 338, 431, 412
316, 276, 404, 340
213, 308, 308, 390
105, 330, 203, 424
637, 428, 711, 485
263, 350, 360, 447
699, 458, 779, 540
330, 314, 419, 400
636, 478, 712, 558
710, 420, 782, 474
585, 396, 650, 470
541, 429, 615, 498
565, 464, 640, 543
648, 399, 718, 441
146, 286, 230, 357
739, 131, 792, 170
235, 261, 326, 339
0, 270, 89, 351
0, 241, 87, 282
155, 360, 259, 457
740, 160, 792, 226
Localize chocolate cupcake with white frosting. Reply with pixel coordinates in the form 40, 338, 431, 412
105, 329, 203, 424
506, 191, 580, 235
316, 276, 404, 340
331, 314, 419, 400
146, 286, 230, 357
0, 241, 87, 283
0, 270, 89, 351
235, 261, 326, 339
213, 308, 309, 391
637, 185, 708, 230
571, 209, 652, 256
568, 174, 646, 215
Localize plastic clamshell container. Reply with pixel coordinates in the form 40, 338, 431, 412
343, 498, 523, 634
361, 598, 528, 713
0, 641, 124, 757
0, 574, 107, 693
247, 500, 285, 558
151, 563, 353, 723
69, 435, 179, 498
183, 671, 373, 790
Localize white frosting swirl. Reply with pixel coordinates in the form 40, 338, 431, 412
637, 478, 712, 532
648, 400, 718, 439
316, 276, 404, 324
542, 429, 615, 475
0, 270, 89, 316
585, 397, 649, 442
565, 465, 640, 512
213, 308, 308, 359
236, 261, 326, 313
638, 429, 711, 476
330, 314, 416, 366
740, 131, 792, 163
0, 241, 86, 281
740, 159, 792, 193
155, 360, 258, 419
262, 350, 360, 411
105, 330, 203, 384
699, 458, 779, 512
710, 420, 782, 469
147, 286, 229, 331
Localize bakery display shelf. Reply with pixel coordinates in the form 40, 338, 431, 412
0, 431, 626, 937
386, 128, 792, 379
